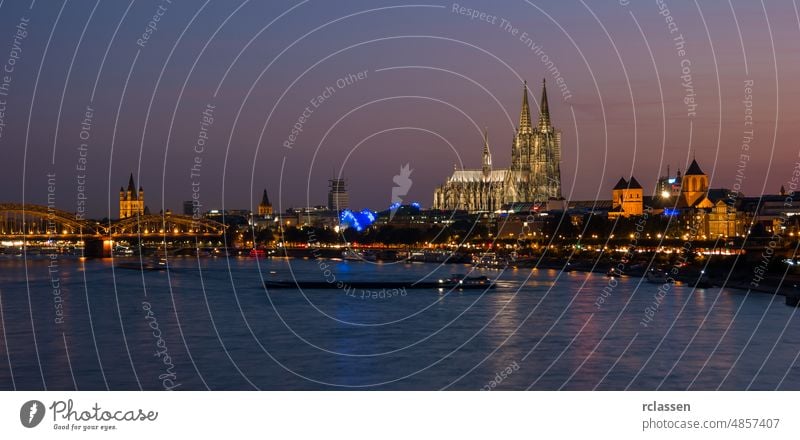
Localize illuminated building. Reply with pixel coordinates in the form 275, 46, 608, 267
432, 79, 563, 212
679, 159, 712, 208
656, 166, 681, 200
285, 206, 339, 229
608, 176, 644, 219
707, 199, 747, 237
119, 173, 144, 219
374, 203, 457, 230
258, 189, 273, 216
339, 209, 376, 232
328, 178, 349, 211
739, 190, 800, 235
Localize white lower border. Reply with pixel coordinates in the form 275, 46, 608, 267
0, 391, 795, 439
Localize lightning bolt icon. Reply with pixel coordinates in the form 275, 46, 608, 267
390, 163, 413, 220
28, 401, 38, 423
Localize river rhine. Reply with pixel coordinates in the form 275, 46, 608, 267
0, 256, 797, 390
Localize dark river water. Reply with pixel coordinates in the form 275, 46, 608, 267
0, 256, 798, 390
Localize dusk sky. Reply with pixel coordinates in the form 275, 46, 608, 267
1, 0, 798, 217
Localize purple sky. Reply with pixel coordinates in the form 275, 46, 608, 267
1, 0, 799, 218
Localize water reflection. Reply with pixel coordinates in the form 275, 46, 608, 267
0, 257, 797, 390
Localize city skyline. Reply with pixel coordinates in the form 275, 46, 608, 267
4, 0, 800, 406
0, 1, 796, 218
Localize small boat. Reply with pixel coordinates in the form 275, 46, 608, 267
212, 247, 234, 257
645, 269, 669, 284
444, 274, 494, 288
473, 252, 508, 269
113, 245, 135, 257
265, 274, 495, 290
250, 248, 266, 258
408, 251, 426, 262
342, 249, 376, 262
606, 268, 621, 277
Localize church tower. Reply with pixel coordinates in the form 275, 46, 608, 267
681, 159, 708, 206
119, 173, 144, 219
512, 81, 533, 173
532, 79, 562, 200
511, 79, 562, 202
680, 159, 709, 207
432, 79, 564, 212
538, 77, 550, 131
610, 176, 643, 218
258, 188, 273, 216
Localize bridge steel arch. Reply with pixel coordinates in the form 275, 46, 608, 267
0, 203, 100, 237
106, 214, 226, 238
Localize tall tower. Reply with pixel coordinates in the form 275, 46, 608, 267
537, 77, 550, 131
532, 78, 562, 200
609, 177, 644, 218
511, 79, 562, 202
482, 128, 492, 177
258, 189, 273, 216
328, 178, 349, 211
512, 81, 533, 172
680, 159, 708, 206
119, 173, 144, 219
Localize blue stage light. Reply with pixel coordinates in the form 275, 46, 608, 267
340, 208, 377, 231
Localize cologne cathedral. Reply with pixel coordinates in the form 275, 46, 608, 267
432, 79, 563, 212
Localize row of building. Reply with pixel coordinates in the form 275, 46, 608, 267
424, 78, 800, 240
567, 157, 800, 239
116, 75, 798, 242
118, 173, 350, 231
119, 159, 798, 243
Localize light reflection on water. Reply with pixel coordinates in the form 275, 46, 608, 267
0, 257, 798, 390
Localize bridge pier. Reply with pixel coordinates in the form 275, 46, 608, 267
84, 237, 112, 258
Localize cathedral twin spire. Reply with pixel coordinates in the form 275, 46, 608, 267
518, 79, 550, 134
519, 81, 533, 135
538, 78, 550, 130
482, 127, 491, 176
433, 78, 562, 211
513, 78, 561, 199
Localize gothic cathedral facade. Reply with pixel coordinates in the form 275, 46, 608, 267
432, 80, 563, 212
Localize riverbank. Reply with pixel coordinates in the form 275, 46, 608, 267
526, 258, 798, 297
